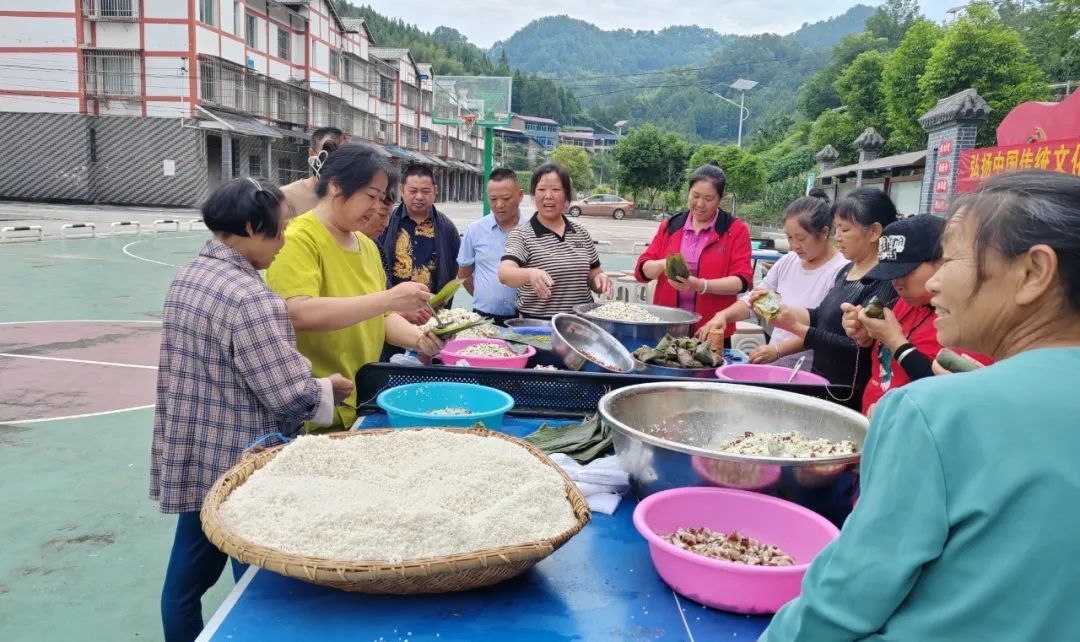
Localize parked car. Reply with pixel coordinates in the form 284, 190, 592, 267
568, 194, 636, 220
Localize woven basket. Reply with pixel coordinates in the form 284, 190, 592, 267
200, 427, 592, 594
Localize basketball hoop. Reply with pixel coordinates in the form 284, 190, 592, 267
462, 114, 478, 136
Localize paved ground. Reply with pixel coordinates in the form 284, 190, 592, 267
0, 197, 661, 254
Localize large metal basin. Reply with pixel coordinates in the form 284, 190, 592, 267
598, 382, 868, 525
573, 303, 701, 352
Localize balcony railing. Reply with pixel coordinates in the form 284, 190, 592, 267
82, 0, 138, 20
82, 49, 141, 98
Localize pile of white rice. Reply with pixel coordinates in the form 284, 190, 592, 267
589, 302, 661, 323
218, 431, 579, 563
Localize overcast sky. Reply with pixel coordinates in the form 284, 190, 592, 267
364, 0, 959, 48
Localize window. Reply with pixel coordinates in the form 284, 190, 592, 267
198, 0, 216, 26
249, 154, 263, 177
329, 50, 340, 78
379, 76, 394, 102
277, 27, 290, 60
245, 14, 257, 48
87, 0, 136, 18
84, 50, 140, 97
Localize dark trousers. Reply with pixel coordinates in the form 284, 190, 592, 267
161, 511, 247, 642
474, 308, 518, 327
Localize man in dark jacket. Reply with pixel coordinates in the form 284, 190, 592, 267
377, 163, 461, 329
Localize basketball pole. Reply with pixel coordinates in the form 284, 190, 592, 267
482, 125, 494, 216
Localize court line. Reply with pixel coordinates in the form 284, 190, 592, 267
672, 591, 697, 642
0, 319, 161, 325
122, 233, 204, 268
0, 352, 157, 370
195, 566, 258, 642
2, 404, 155, 426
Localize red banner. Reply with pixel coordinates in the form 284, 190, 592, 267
956, 138, 1080, 193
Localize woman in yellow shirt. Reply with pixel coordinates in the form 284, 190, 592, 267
266, 143, 441, 431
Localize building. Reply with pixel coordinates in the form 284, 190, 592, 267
511, 114, 559, 149
0, 1, 483, 206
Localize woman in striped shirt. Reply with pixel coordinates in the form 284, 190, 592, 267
499, 163, 613, 318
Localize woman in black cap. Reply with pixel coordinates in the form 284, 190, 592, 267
841, 214, 991, 416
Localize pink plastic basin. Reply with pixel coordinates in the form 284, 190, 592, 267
440, 338, 535, 369
715, 363, 830, 386
633, 487, 839, 614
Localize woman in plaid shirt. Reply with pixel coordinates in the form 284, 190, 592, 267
151, 177, 354, 642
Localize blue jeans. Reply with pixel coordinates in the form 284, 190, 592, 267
161, 511, 247, 642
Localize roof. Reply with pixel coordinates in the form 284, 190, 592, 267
516, 114, 560, 126
196, 107, 282, 139
559, 131, 595, 140
818, 150, 927, 179
852, 127, 885, 151
369, 48, 411, 61
918, 88, 992, 129
278, 0, 345, 33
815, 145, 840, 162
341, 17, 374, 42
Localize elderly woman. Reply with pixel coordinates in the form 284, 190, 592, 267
696, 194, 847, 367
153, 177, 354, 642
635, 164, 753, 339
499, 163, 613, 318
761, 170, 1080, 641
266, 143, 441, 432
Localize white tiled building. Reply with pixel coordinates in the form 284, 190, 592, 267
0, 0, 484, 206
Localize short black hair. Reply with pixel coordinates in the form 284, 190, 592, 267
783, 196, 833, 236
201, 177, 284, 238
833, 188, 899, 230
401, 163, 435, 185
530, 162, 572, 197
316, 142, 399, 201
488, 167, 519, 184
688, 164, 726, 199
310, 127, 343, 151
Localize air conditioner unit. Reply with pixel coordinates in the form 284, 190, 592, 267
247, 57, 255, 69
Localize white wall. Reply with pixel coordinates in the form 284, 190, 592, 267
0, 52, 78, 93
195, 25, 219, 57
0, 16, 76, 47
95, 23, 140, 49
0, 94, 77, 113
147, 101, 189, 118
144, 0, 189, 19
311, 40, 326, 72
221, 37, 244, 65
291, 32, 304, 66
145, 23, 189, 51
247, 51, 267, 75
144, 56, 187, 96
268, 58, 291, 83
99, 101, 142, 117
0, 0, 72, 10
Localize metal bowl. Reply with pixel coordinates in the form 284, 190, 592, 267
551, 313, 636, 374
573, 303, 701, 352
504, 318, 553, 331
598, 382, 869, 525
633, 359, 718, 379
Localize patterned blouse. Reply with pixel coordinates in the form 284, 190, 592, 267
150, 240, 330, 514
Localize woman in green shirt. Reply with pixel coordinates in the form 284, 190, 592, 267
761, 170, 1080, 641
266, 143, 442, 431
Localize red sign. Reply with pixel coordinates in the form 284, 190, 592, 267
939, 140, 954, 155
932, 199, 949, 213
956, 137, 1080, 193
936, 160, 951, 175
934, 179, 950, 193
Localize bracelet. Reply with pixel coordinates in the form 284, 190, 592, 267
699, 279, 709, 294
773, 345, 781, 360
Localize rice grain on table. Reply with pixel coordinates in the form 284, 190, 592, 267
218, 431, 578, 562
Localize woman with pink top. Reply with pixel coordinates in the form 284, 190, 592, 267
696, 195, 848, 369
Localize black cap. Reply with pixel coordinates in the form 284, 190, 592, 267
862, 214, 946, 282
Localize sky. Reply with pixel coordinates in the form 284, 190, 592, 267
364, 0, 960, 49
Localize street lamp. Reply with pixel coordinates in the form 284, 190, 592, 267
706, 78, 758, 147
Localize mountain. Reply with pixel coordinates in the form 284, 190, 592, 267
491, 17, 730, 78
491, 6, 875, 78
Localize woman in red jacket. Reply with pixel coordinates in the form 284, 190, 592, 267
634, 164, 753, 341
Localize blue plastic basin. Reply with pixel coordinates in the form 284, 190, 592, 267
375, 382, 515, 429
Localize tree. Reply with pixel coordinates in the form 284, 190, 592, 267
834, 50, 890, 130
919, 4, 1051, 147
882, 19, 944, 153
611, 124, 690, 209
687, 144, 767, 202
796, 32, 891, 119
866, 0, 921, 47
548, 145, 594, 195
810, 110, 863, 165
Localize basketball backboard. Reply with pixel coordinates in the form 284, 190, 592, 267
432, 76, 512, 128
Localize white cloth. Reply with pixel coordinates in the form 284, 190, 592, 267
549, 453, 630, 515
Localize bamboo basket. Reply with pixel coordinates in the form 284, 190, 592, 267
200, 427, 592, 594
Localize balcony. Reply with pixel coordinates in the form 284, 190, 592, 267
82, 0, 138, 21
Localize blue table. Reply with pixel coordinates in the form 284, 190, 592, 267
197, 415, 771, 642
